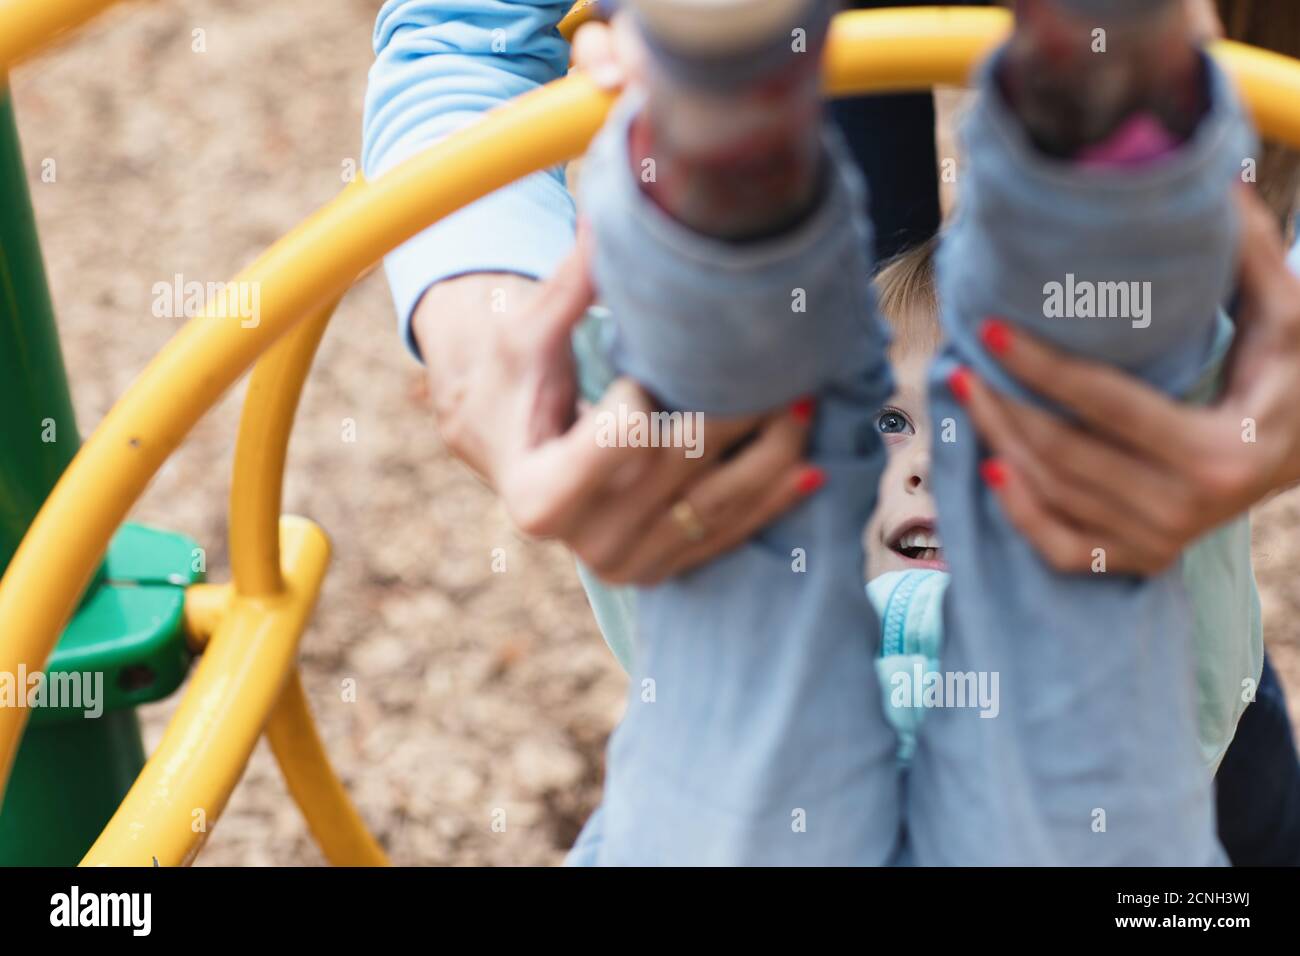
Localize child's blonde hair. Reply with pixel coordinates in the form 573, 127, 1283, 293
873, 235, 942, 356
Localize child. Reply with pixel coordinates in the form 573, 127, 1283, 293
862, 239, 949, 767
866, 238, 1300, 865
868, 237, 1267, 773
576, 0, 1253, 865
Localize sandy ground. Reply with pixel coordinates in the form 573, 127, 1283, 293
8, 0, 1299, 866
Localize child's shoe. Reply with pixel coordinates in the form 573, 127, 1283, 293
619, 0, 836, 238
1001, 0, 1208, 159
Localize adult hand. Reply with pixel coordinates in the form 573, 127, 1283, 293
570, 14, 644, 92
958, 186, 1300, 574
412, 236, 823, 586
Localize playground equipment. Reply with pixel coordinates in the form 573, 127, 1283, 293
2, 1, 1300, 866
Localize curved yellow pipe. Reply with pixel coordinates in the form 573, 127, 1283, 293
1215, 40, 1300, 150
225, 281, 388, 865
144, 288, 385, 867
0, 0, 127, 71
181, 582, 232, 650
230, 295, 339, 597
558, 0, 601, 42
3, 4, 1300, 816
265, 672, 389, 866
81, 517, 330, 867
824, 4, 1007, 95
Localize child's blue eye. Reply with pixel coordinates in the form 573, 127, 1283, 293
877, 409, 913, 435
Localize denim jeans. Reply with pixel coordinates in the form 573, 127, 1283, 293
1216, 654, 1300, 865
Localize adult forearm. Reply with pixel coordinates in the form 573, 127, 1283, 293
411, 272, 542, 482
363, 0, 578, 358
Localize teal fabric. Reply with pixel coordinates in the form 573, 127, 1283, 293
1180, 315, 1265, 771
867, 570, 948, 762
572, 307, 1264, 772
571, 307, 637, 673
573, 560, 636, 674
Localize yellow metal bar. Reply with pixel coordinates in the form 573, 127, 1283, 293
181, 582, 232, 651
179, 292, 384, 866
230, 296, 339, 597
558, 0, 601, 42
823, 5, 1008, 95
1216, 39, 1300, 150
0, 0, 129, 72
81, 517, 330, 867
229, 284, 388, 864
265, 672, 389, 866
4, 5, 1300, 810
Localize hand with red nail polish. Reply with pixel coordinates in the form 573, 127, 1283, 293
796, 466, 826, 495
947, 366, 973, 404
979, 459, 1007, 489
979, 318, 1013, 357
790, 395, 816, 425
961, 188, 1300, 575
413, 245, 821, 588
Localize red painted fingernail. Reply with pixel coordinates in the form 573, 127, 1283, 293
790, 395, 816, 425
796, 466, 826, 495
980, 458, 1008, 489
980, 317, 1013, 357
947, 366, 972, 404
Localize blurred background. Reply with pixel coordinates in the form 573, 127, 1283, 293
6, 0, 1298, 864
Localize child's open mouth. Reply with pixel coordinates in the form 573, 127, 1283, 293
887, 520, 947, 571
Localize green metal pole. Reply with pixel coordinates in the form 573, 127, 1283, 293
0, 87, 81, 573
0, 80, 146, 865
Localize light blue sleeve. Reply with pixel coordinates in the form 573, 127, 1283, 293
362, 0, 579, 358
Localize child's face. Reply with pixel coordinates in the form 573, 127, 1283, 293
864, 347, 944, 579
